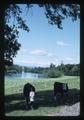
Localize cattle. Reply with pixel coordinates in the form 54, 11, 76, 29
54, 82, 68, 100
23, 83, 35, 109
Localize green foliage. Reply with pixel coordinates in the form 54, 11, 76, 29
4, 4, 30, 65
5, 64, 22, 73
50, 63, 55, 69
71, 65, 80, 76
57, 63, 80, 76
47, 69, 63, 78
4, 24, 21, 63
38, 4, 80, 29
5, 63, 80, 77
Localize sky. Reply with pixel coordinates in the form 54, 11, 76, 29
12, 4, 80, 67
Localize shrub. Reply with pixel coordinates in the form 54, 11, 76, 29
47, 69, 63, 78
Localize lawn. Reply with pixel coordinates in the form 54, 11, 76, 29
4, 76, 80, 116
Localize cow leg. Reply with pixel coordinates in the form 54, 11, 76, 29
24, 97, 27, 109
25, 97, 30, 109
54, 95, 57, 100
54, 92, 57, 100
61, 91, 63, 97
30, 101, 34, 109
25, 98, 28, 109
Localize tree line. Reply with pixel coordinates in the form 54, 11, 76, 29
5, 63, 80, 77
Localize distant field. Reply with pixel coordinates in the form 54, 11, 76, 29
5, 76, 80, 116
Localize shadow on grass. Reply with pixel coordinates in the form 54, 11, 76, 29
5, 88, 80, 114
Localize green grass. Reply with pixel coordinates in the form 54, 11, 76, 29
5, 76, 80, 116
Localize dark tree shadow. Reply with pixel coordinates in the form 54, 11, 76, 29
5, 88, 80, 114
34, 88, 80, 108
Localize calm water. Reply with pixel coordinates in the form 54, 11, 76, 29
5, 72, 47, 80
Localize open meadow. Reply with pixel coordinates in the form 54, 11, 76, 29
5, 76, 80, 116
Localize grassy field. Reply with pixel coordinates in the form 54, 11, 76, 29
5, 76, 80, 116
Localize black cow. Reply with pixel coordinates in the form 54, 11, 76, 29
23, 83, 35, 109
54, 82, 68, 100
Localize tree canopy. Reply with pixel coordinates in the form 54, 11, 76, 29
5, 63, 80, 77
4, 4, 80, 65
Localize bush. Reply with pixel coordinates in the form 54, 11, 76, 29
47, 69, 63, 78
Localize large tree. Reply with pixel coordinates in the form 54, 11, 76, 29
4, 4, 30, 65
4, 4, 80, 65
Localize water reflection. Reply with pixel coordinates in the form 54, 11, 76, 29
5, 72, 47, 80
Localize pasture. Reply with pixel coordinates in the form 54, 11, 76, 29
4, 76, 80, 116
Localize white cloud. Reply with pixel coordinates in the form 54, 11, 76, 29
18, 47, 28, 54
29, 49, 47, 56
57, 41, 71, 46
14, 49, 59, 67
20, 48, 28, 52
65, 57, 73, 61
14, 59, 51, 67
17, 48, 28, 56
47, 53, 55, 58
29, 49, 55, 58
14, 59, 60, 67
